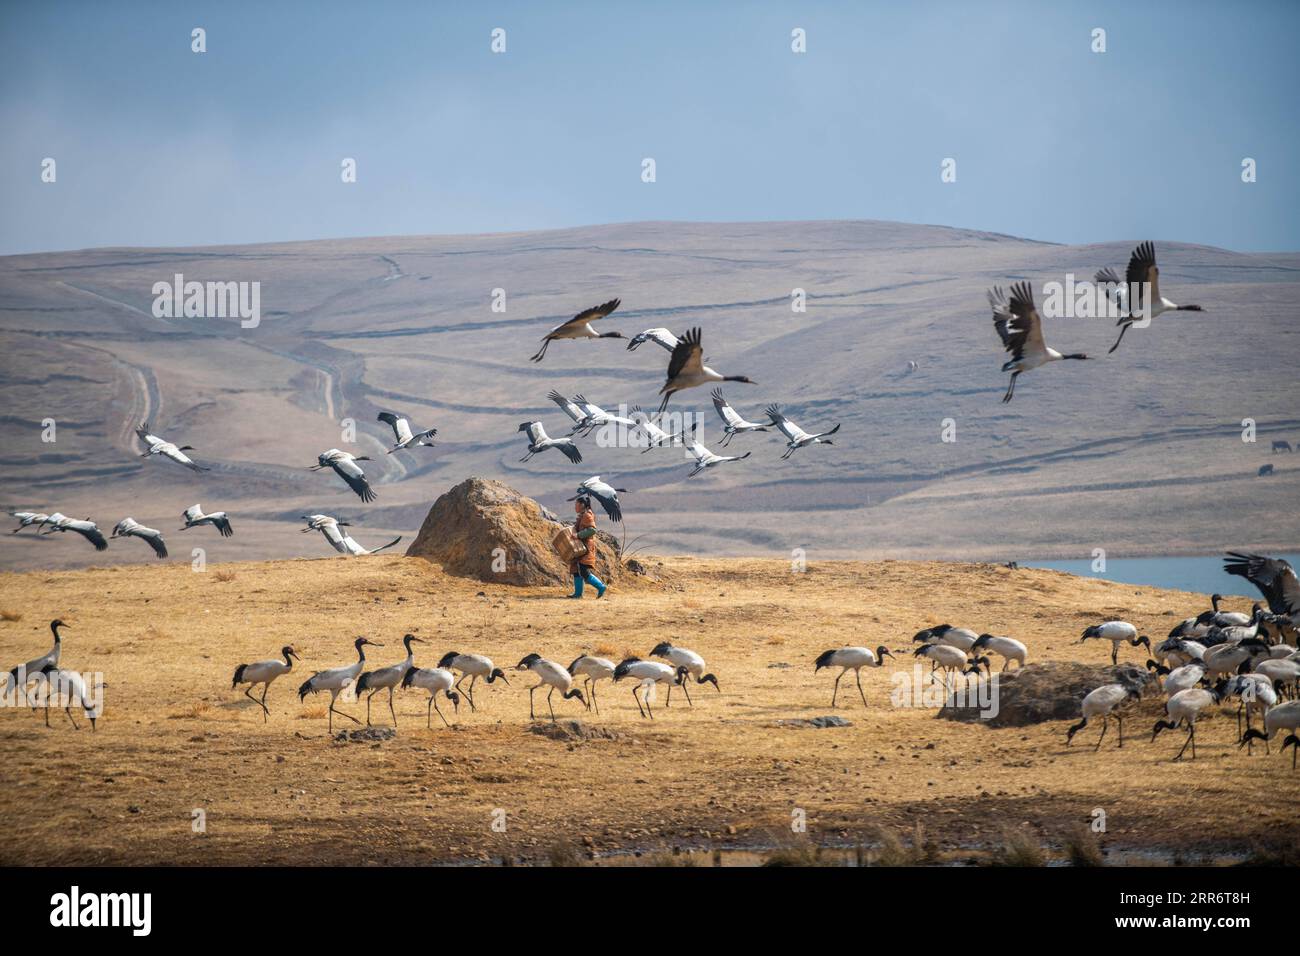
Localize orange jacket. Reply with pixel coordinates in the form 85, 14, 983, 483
572, 509, 597, 568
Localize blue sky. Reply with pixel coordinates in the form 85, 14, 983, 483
2, 0, 1297, 255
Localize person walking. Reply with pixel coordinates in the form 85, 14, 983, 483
568, 496, 607, 599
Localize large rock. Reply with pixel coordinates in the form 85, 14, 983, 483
406, 477, 622, 586
937, 662, 1157, 728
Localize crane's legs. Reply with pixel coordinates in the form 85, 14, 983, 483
528, 685, 536, 720
831, 671, 843, 707
1002, 371, 1019, 403
855, 669, 868, 708
432, 694, 451, 728
1117, 715, 1124, 748
547, 687, 557, 723
679, 680, 693, 708
244, 686, 269, 721
589, 679, 599, 715
388, 687, 398, 728
1094, 717, 1108, 752
632, 686, 646, 718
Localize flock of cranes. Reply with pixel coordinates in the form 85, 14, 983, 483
4, 553, 1297, 773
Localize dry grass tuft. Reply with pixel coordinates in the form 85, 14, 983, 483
1063, 824, 1105, 867
992, 827, 1046, 867
213, 569, 237, 583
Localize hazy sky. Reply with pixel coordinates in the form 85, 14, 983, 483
2, 0, 1297, 255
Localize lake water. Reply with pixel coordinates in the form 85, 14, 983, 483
1027, 553, 1300, 598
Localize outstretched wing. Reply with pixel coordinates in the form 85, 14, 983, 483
712, 388, 745, 427
1224, 552, 1300, 615
332, 458, 376, 502
666, 327, 704, 381
548, 390, 586, 424
764, 404, 807, 443
558, 441, 583, 464
572, 298, 621, 323
1125, 241, 1159, 308
183, 504, 203, 524
1001, 282, 1043, 360
377, 412, 413, 444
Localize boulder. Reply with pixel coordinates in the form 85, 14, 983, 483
405, 477, 621, 586
937, 661, 1157, 728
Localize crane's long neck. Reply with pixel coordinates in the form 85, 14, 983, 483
50, 621, 64, 643
282, 650, 294, 668
355, 644, 367, 665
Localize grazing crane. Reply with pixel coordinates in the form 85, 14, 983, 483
765, 405, 840, 460
1151, 683, 1226, 761
111, 518, 167, 558
311, 449, 376, 502
548, 390, 594, 434
1079, 621, 1151, 665
400, 665, 460, 728
912, 624, 979, 653
1065, 683, 1141, 750
1239, 700, 1300, 769
814, 646, 893, 707
1203, 606, 1268, 647
517, 422, 583, 464
301, 514, 402, 556
181, 504, 233, 537
135, 421, 208, 471
1202, 638, 1270, 678
37, 664, 102, 731
710, 389, 768, 446
40, 515, 108, 551
231, 646, 299, 722
629, 405, 683, 451
988, 283, 1089, 403
4, 619, 68, 707
1154, 662, 1208, 697
437, 652, 510, 711
530, 298, 623, 362
913, 643, 973, 691
656, 327, 755, 414
568, 477, 626, 523
685, 425, 751, 478
613, 657, 685, 719
649, 642, 719, 707
567, 654, 616, 714
355, 634, 425, 727
1223, 672, 1278, 742
377, 411, 436, 453
1254, 658, 1300, 699
627, 328, 679, 353
1096, 241, 1204, 353
515, 653, 585, 721
297, 637, 382, 733
8, 511, 50, 533
1154, 636, 1206, 667
970, 634, 1027, 671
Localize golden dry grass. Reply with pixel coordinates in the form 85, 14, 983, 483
0, 554, 1295, 866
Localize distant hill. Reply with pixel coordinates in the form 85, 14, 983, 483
2, 220, 1297, 570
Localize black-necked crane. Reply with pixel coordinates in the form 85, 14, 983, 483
1151, 683, 1226, 761
765, 404, 840, 460
4, 619, 68, 708
355, 634, 425, 727
1154, 636, 1206, 668
627, 327, 679, 353
1202, 594, 1254, 628
656, 327, 754, 414
1223, 672, 1278, 744
136, 421, 208, 472
181, 504, 233, 537
311, 449, 376, 502
529, 298, 623, 362
40, 514, 108, 551
988, 283, 1089, 403
649, 642, 719, 707
297, 637, 382, 733
400, 665, 460, 728
1096, 241, 1204, 353
629, 405, 683, 451
515, 653, 585, 722
710, 388, 767, 446
37, 664, 102, 731
8, 511, 50, 533
1255, 658, 1300, 699
1239, 700, 1300, 769
1202, 638, 1270, 678
1223, 552, 1300, 617
571, 395, 638, 432
613, 657, 684, 719
377, 411, 436, 453
301, 514, 402, 556
111, 518, 167, 559
684, 424, 751, 478
913, 643, 971, 692
1065, 683, 1141, 750
1079, 621, 1150, 665
912, 624, 979, 653
1158, 662, 1207, 697
517, 422, 582, 464
437, 652, 510, 711
548, 390, 594, 434
1202, 606, 1268, 648
568, 477, 626, 523
567, 654, 616, 714
814, 646, 893, 707
231, 645, 299, 722
970, 634, 1027, 671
